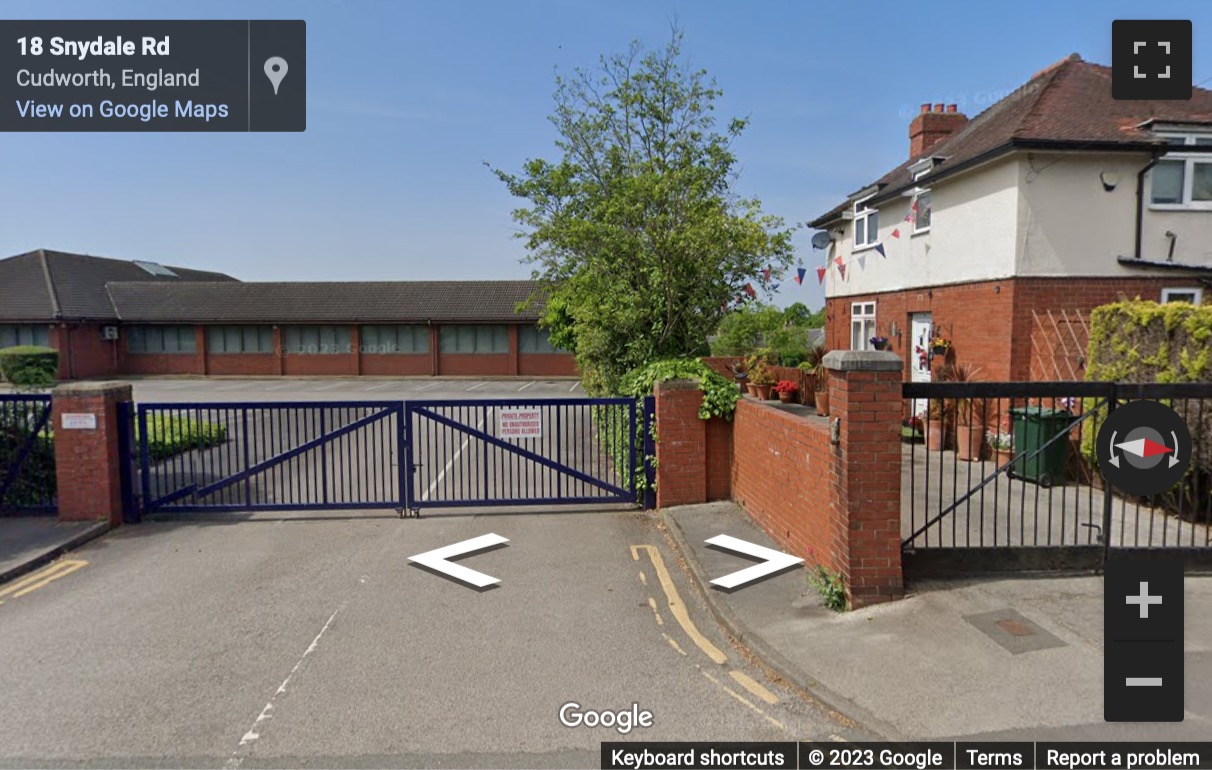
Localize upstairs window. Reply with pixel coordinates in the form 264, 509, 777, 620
1150, 134, 1212, 209
853, 195, 879, 248
913, 189, 932, 233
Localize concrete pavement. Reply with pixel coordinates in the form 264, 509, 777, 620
0, 518, 108, 584
664, 500, 1212, 741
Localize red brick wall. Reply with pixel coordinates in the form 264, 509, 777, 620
731, 398, 840, 574
438, 353, 511, 377
282, 353, 358, 376
121, 353, 205, 375
207, 354, 278, 376
51, 382, 130, 526
518, 353, 577, 377
826, 276, 1187, 382
360, 354, 433, 376
654, 381, 709, 508
51, 324, 119, 379
705, 417, 731, 501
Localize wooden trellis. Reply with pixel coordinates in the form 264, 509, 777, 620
1030, 309, 1090, 381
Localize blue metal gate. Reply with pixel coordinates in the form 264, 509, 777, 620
0, 394, 56, 515
135, 401, 406, 514
405, 397, 639, 513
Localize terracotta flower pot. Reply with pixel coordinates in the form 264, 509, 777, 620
994, 448, 1014, 469
926, 418, 946, 451
746, 383, 759, 397
815, 390, 830, 416
956, 424, 984, 461
778, 391, 794, 403
755, 384, 773, 400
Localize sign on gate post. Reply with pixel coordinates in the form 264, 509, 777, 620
498, 408, 542, 439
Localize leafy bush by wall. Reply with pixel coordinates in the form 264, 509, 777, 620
1083, 300, 1212, 521
0, 346, 58, 391
0, 401, 56, 509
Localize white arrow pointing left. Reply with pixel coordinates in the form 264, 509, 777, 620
706, 534, 803, 589
408, 533, 509, 587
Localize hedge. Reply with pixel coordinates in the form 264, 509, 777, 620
140, 415, 229, 462
1082, 299, 1212, 521
0, 346, 58, 390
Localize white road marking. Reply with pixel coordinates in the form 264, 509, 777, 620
216, 383, 251, 392
313, 382, 347, 391
263, 382, 295, 391
516, 381, 536, 392
421, 410, 487, 501
569, 382, 580, 392
466, 381, 489, 391
416, 382, 441, 392
225, 603, 346, 768
363, 382, 394, 391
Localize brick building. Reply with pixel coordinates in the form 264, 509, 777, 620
809, 55, 1212, 388
0, 249, 575, 379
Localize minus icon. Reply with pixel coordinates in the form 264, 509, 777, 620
1126, 677, 1164, 686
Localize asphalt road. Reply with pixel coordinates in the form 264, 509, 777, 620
0, 378, 865, 768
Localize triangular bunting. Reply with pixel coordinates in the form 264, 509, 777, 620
771, 282, 780, 291
857, 254, 867, 269
761, 267, 771, 281
795, 267, 806, 284
839, 263, 847, 279
891, 228, 900, 239
816, 266, 827, 284
743, 282, 757, 298
875, 243, 886, 257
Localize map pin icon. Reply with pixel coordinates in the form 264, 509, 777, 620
264, 57, 288, 95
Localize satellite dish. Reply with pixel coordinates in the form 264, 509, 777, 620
810, 231, 833, 250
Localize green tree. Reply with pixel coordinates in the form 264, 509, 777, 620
492, 28, 794, 394
783, 302, 824, 328
711, 302, 822, 365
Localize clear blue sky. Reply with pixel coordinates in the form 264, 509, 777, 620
3, 0, 1211, 312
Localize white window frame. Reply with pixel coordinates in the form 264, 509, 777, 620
1148, 133, 1212, 210
1161, 287, 1204, 305
850, 301, 877, 351
852, 195, 879, 250
912, 188, 932, 234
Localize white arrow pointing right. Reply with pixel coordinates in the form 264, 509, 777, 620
706, 534, 804, 589
408, 533, 508, 588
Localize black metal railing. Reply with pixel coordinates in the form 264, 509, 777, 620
902, 381, 1211, 571
0, 394, 56, 515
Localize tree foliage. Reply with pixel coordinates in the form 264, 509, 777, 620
493, 27, 794, 393
0, 346, 58, 391
710, 302, 823, 365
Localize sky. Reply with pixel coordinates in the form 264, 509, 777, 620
3, 0, 1212, 312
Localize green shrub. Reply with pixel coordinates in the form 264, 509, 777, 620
618, 358, 740, 420
1082, 300, 1212, 521
0, 346, 58, 391
0, 403, 55, 509
140, 415, 228, 462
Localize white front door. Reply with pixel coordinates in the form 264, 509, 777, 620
910, 312, 932, 417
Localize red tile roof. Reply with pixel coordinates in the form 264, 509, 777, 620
810, 55, 1212, 227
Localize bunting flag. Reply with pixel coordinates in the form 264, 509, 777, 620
838, 262, 847, 279
771, 282, 780, 291
794, 267, 806, 285
761, 267, 771, 281
903, 211, 914, 223
816, 266, 827, 284
743, 282, 757, 298
891, 228, 901, 239
875, 243, 886, 258
857, 254, 867, 270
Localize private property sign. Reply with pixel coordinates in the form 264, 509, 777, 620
498, 409, 542, 438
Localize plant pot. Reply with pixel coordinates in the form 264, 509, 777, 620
956, 423, 984, 461
815, 390, 830, 416
926, 418, 946, 451
872, 341, 890, 351
778, 391, 794, 403
931, 346, 948, 356
755, 384, 773, 400
746, 383, 759, 397
994, 448, 1013, 469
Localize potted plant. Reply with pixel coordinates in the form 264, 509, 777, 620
930, 336, 951, 356
747, 354, 776, 400
796, 361, 816, 407
925, 399, 949, 451
870, 335, 890, 351
988, 431, 1013, 468
946, 363, 986, 461
727, 360, 749, 394
774, 380, 798, 403
811, 348, 831, 416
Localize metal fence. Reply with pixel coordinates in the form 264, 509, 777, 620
901, 381, 1212, 573
0, 394, 56, 515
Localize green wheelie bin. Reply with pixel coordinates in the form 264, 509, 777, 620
1009, 407, 1072, 487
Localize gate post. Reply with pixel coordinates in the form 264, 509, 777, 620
653, 380, 707, 508
50, 381, 134, 527
822, 351, 905, 607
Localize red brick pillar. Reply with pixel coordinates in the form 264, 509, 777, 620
823, 350, 905, 607
654, 379, 707, 508
51, 381, 132, 527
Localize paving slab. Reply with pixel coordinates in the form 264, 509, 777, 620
0, 518, 109, 584
663, 501, 1212, 741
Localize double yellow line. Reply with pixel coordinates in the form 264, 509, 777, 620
0, 559, 88, 605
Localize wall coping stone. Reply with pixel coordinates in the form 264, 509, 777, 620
823, 350, 903, 373
654, 378, 700, 392
52, 381, 133, 398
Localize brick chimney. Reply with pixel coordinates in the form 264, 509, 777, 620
909, 103, 967, 158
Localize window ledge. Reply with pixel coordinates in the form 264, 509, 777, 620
853, 243, 879, 253
911, 227, 931, 237
1148, 203, 1212, 212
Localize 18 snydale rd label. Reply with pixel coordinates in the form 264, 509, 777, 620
0, 20, 306, 131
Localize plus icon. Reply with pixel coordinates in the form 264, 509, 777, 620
1113, 20, 1193, 100
1126, 581, 1163, 618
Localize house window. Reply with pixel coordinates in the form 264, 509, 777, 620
207, 325, 273, 354
282, 326, 352, 355
850, 302, 877, 351
1161, 287, 1204, 305
439, 324, 509, 354
519, 325, 565, 354
913, 189, 931, 232
1149, 134, 1212, 209
360, 325, 430, 354
853, 195, 879, 248
127, 325, 196, 354
0, 324, 49, 348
